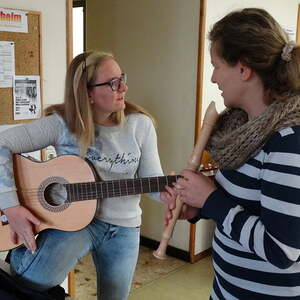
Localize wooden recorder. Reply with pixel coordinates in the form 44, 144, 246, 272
153, 101, 219, 260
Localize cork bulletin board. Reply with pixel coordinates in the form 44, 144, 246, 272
0, 9, 42, 124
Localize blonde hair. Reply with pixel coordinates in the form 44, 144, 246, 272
45, 51, 155, 155
209, 8, 300, 99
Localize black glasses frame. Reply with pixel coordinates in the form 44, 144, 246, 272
89, 73, 127, 91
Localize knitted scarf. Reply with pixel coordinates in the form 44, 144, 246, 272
207, 94, 300, 170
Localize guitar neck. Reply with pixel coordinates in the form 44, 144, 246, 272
65, 175, 181, 201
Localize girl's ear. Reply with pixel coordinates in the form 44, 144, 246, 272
87, 89, 94, 103
87, 88, 92, 98
239, 62, 252, 81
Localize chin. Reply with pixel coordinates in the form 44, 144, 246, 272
223, 98, 235, 109
115, 102, 126, 111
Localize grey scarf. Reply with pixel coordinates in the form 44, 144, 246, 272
207, 94, 300, 170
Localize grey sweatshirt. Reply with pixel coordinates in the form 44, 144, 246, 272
0, 113, 163, 227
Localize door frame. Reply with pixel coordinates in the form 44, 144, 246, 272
297, 4, 300, 43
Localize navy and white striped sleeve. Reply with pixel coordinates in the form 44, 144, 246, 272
202, 126, 300, 269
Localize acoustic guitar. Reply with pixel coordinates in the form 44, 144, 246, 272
0, 154, 180, 251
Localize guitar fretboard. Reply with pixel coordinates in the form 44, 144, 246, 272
64, 175, 181, 202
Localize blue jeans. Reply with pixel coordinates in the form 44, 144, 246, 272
10, 218, 140, 300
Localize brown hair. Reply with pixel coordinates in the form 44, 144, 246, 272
209, 8, 300, 98
45, 51, 155, 155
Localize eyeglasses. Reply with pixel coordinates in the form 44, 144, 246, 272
89, 73, 127, 91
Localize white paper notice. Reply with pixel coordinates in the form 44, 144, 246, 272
0, 8, 28, 33
0, 41, 15, 88
13, 75, 41, 120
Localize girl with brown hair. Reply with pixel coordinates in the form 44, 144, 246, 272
167, 8, 300, 299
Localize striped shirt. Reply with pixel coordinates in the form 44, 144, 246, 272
202, 126, 300, 299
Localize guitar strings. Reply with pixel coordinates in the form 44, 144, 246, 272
14, 175, 181, 205
20, 185, 172, 197
18, 182, 176, 193
17, 175, 180, 193
16, 182, 177, 202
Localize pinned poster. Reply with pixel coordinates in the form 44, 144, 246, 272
0, 8, 28, 33
13, 75, 41, 120
0, 41, 15, 88
0, 9, 41, 125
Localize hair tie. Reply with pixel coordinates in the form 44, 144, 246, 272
281, 41, 296, 62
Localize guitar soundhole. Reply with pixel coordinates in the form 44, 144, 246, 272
44, 183, 67, 206
38, 176, 70, 212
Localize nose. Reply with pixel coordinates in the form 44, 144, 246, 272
211, 72, 216, 84
118, 81, 128, 92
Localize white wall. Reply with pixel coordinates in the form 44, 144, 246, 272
86, 0, 200, 252
2, 0, 298, 259
86, 0, 300, 255
0, 0, 67, 107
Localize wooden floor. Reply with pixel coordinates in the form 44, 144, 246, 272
73, 246, 213, 299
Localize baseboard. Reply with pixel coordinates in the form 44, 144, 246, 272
140, 236, 212, 263
191, 247, 212, 263
140, 236, 190, 262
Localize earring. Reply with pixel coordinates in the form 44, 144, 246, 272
88, 96, 94, 104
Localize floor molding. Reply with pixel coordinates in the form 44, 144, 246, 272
140, 236, 211, 263
140, 236, 190, 262
192, 248, 212, 263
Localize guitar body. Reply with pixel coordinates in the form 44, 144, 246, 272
0, 155, 97, 251
0, 154, 182, 251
